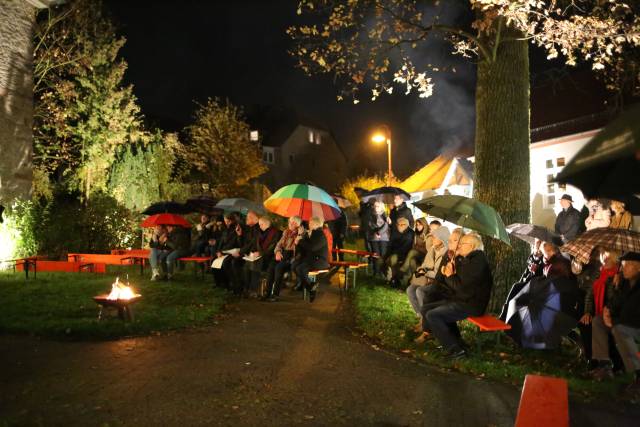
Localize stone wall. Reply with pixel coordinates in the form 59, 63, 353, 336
0, 0, 36, 204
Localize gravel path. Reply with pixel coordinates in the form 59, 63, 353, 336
1, 278, 638, 426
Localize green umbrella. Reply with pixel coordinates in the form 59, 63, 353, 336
414, 195, 511, 245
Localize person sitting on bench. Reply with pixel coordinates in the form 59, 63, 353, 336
421, 233, 493, 360
383, 217, 415, 288
590, 251, 640, 396
293, 216, 329, 303
158, 225, 191, 281
149, 225, 169, 281
266, 216, 305, 301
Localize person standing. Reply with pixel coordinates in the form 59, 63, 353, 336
358, 199, 375, 253
389, 194, 414, 237
610, 200, 634, 230
328, 209, 347, 261
555, 194, 583, 244
368, 201, 390, 277
584, 199, 611, 231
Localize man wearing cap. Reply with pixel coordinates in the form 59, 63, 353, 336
591, 251, 640, 394
554, 194, 583, 244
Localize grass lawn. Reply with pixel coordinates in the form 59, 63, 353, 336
0, 266, 228, 340
353, 277, 631, 399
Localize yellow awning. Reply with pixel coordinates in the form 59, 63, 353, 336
400, 156, 453, 193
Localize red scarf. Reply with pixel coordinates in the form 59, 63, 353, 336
593, 267, 617, 316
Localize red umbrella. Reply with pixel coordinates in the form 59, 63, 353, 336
140, 213, 191, 228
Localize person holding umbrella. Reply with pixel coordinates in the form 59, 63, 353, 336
293, 216, 329, 303
421, 233, 493, 359
158, 224, 191, 281
368, 200, 390, 277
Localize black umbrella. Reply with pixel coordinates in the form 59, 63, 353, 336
555, 105, 640, 198
361, 186, 411, 204
505, 277, 579, 349
185, 196, 222, 216
506, 223, 563, 246
141, 201, 191, 215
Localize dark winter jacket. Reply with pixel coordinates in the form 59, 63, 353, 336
328, 212, 347, 243
297, 228, 329, 269
216, 223, 241, 252
358, 201, 374, 237
239, 223, 261, 256
166, 227, 191, 252
389, 202, 414, 232
387, 227, 415, 261
519, 252, 544, 284
608, 277, 640, 329
443, 250, 493, 315
367, 212, 390, 241
555, 206, 582, 243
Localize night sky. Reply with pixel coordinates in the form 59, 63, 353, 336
107, 0, 600, 179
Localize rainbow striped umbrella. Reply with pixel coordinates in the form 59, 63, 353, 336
264, 184, 341, 221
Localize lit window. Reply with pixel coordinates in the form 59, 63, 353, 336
308, 130, 314, 143
546, 159, 553, 168
547, 183, 554, 193
315, 133, 321, 145
558, 183, 566, 190
250, 130, 259, 141
557, 157, 565, 167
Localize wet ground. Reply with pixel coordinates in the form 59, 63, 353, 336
1, 278, 638, 426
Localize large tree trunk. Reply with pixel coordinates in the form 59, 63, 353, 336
474, 26, 530, 311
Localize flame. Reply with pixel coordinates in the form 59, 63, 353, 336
107, 277, 139, 300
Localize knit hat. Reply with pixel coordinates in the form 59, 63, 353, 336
431, 226, 451, 244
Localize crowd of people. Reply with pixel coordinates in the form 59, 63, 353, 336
148, 211, 343, 303
146, 192, 639, 393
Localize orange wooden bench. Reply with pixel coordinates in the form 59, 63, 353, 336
515, 374, 569, 427
466, 315, 512, 351
15, 260, 106, 274
177, 256, 213, 279
303, 269, 330, 301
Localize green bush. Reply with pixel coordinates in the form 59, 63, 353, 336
10, 190, 140, 259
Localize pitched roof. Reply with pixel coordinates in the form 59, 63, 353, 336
246, 106, 330, 147
400, 156, 453, 193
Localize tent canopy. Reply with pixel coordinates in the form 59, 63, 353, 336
400, 156, 473, 194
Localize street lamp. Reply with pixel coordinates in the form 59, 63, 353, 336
371, 124, 392, 186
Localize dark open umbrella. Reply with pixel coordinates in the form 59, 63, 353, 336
506, 223, 562, 246
555, 105, 640, 199
505, 277, 578, 349
142, 201, 191, 215
414, 195, 510, 244
186, 196, 222, 216
215, 198, 265, 215
361, 186, 411, 204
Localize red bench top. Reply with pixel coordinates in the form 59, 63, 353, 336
467, 315, 512, 331
332, 248, 378, 257
515, 374, 568, 427
177, 257, 212, 262
329, 261, 368, 268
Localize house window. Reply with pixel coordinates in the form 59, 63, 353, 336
546, 174, 554, 183
546, 159, 554, 168
289, 154, 295, 164
308, 130, 314, 143
308, 130, 322, 145
315, 133, 321, 145
556, 157, 565, 167
558, 183, 566, 190
547, 183, 555, 193
262, 147, 274, 164
547, 195, 555, 206
250, 130, 259, 142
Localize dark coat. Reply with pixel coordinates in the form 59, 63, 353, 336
358, 201, 374, 236
555, 206, 582, 243
443, 250, 493, 315
608, 278, 640, 328
367, 212, 390, 241
239, 223, 261, 256
519, 252, 544, 284
166, 228, 191, 252
216, 223, 240, 252
328, 212, 347, 243
389, 202, 414, 231
297, 228, 329, 269
387, 227, 415, 261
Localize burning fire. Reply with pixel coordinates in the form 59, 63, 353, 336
107, 277, 139, 300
